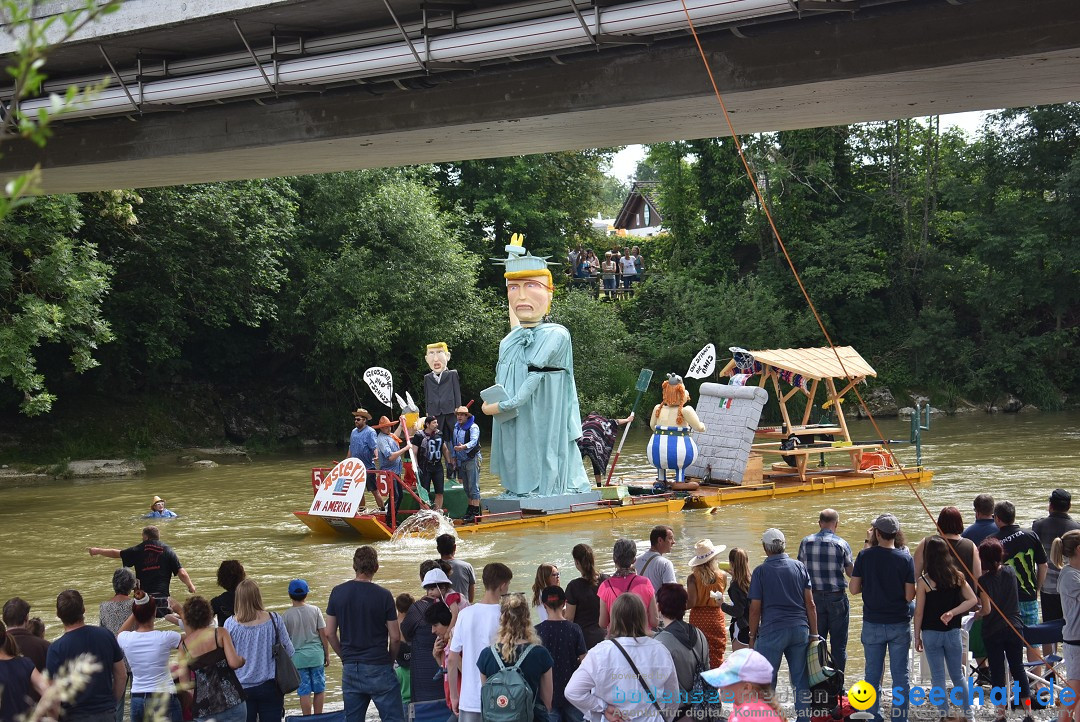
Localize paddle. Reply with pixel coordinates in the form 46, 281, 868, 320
605, 368, 654, 486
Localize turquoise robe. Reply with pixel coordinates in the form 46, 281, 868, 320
491, 323, 591, 496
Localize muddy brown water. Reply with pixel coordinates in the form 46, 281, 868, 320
2, 410, 1077, 711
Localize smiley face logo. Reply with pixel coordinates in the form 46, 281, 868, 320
848, 680, 877, 711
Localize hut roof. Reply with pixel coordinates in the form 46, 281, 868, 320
720, 346, 876, 381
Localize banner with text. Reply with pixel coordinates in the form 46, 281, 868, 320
310, 457, 368, 517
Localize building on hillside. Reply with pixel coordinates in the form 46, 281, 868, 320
613, 181, 663, 237
591, 213, 616, 236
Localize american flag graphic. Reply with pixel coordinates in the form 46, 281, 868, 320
332, 478, 352, 496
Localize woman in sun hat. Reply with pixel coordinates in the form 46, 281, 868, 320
686, 539, 728, 667
701, 648, 783, 722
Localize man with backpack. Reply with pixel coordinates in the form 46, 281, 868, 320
449, 563, 513, 722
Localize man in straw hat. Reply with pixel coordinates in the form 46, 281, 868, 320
145, 496, 177, 519
349, 407, 379, 507
481, 235, 590, 497
372, 416, 412, 512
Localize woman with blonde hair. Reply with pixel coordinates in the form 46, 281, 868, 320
686, 539, 728, 667
566, 593, 678, 722
1052, 530, 1080, 722
224, 579, 294, 722
531, 563, 560, 622
722, 548, 752, 651
476, 593, 554, 722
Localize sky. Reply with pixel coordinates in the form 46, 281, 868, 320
606, 110, 990, 183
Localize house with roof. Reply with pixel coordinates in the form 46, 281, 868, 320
613, 181, 663, 237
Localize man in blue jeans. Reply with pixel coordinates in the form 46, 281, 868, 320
326, 546, 405, 722
798, 508, 854, 673
748, 527, 817, 721
850, 513, 916, 722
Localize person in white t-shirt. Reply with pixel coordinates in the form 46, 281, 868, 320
634, 525, 677, 593
448, 562, 513, 722
117, 592, 183, 722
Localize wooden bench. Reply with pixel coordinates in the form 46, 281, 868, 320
752, 442, 882, 481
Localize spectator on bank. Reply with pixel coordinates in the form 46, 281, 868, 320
686, 539, 728, 668
722, 548, 752, 652
1052, 530, 1080, 722
798, 509, 853, 673
326, 546, 403, 722
395, 594, 413, 708
477, 593, 554, 722
701, 648, 786, 722
401, 567, 455, 704
632, 246, 643, 278
1032, 489, 1080, 657
598, 539, 658, 630
449, 562, 513, 722
88, 526, 196, 615
47, 589, 127, 722
619, 248, 638, 289
850, 514, 915, 722
913, 506, 981, 593
3, 596, 51, 672
565, 544, 607, 650
535, 585, 586, 722
601, 252, 618, 297
117, 591, 183, 722
212, 561, 246, 628
566, 593, 678, 722
962, 494, 998, 545
993, 500, 1047, 665
531, 564, 561, 622
178, 595, 247, 722
977, 537, 1035, 719
436, 534, 476, 603
226, 579, 294, 722
654, 583, 710, 714
635, 525, 678, 592
0, 620, 47, 722
283, 579, 329, 716
913, 536, 977, 721
748, 528, 815, 722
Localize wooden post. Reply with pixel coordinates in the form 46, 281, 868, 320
824, 377, 852, 443
801, 379, 819, 426
771, 369, 793, 432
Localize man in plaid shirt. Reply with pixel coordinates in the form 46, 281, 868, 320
798, 508, 854, 673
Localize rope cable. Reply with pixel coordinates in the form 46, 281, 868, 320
674, 0, 1059, 688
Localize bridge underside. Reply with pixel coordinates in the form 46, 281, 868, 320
3, 0, 1079, 193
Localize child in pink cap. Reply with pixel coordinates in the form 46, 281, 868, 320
702, 648, 785, 722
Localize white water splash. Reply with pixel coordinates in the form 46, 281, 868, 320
389, 509, 458, 546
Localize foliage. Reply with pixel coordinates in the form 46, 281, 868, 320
0, 196, 113, 415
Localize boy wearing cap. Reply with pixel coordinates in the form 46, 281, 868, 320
535, 585, 587, 722
850, 513, 916, 722
283, 579, 329, 716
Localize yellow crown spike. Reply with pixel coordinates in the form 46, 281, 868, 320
510, 233, 525, 247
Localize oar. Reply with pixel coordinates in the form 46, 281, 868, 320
605, 368, 654, 486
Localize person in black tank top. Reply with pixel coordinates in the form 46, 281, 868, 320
914, 537, 978, 721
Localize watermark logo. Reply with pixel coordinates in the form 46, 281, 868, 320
848, 681, 877, 711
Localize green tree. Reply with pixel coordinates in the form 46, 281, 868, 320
0, 195, 113, 414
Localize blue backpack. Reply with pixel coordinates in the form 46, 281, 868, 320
481, 644, 536, 722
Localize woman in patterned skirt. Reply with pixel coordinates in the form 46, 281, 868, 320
686, 539, 728, 668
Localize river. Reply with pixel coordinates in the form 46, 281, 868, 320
2, 410, 1077, 711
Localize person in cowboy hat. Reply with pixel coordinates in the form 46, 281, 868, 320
686, 539, 728, 667
349, 407, 380, 507
373, 416, 412, 512
145, 496, 177, 519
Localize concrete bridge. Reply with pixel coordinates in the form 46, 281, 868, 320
1, 0, 1078, 192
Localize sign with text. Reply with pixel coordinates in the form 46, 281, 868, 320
364, 367, 394, 407
686, 343, 716, 379
309, 457, 368, 517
